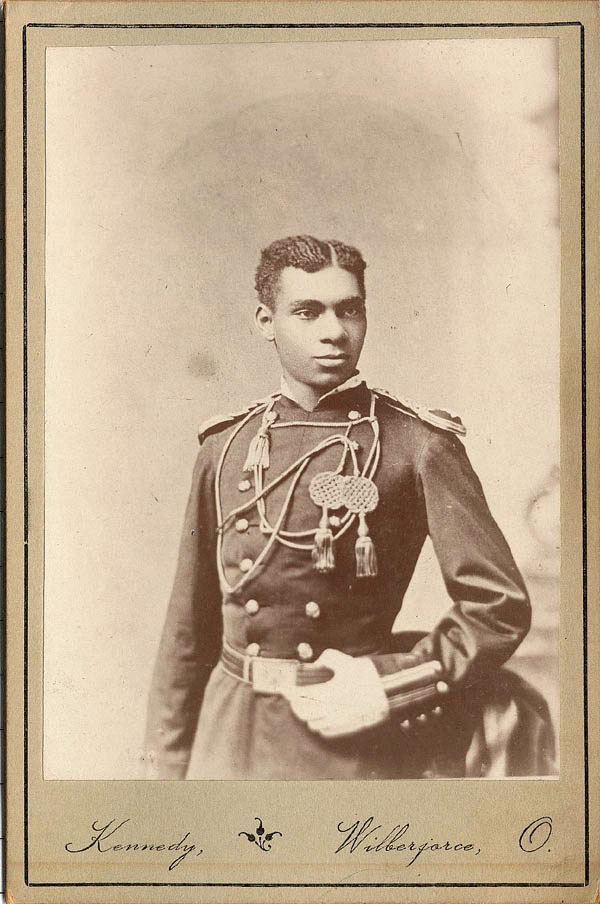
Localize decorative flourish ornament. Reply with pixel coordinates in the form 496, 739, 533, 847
342, 475, 379, 577
308, 471, 345, 573
238, 816, 282, 852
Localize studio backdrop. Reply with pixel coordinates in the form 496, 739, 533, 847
43, 37, 559, 778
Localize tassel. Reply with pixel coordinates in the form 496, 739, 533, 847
355, 514, 377, 577
243, 429, 270, 472
312, 510, 335, 573
242, 410, 276, 472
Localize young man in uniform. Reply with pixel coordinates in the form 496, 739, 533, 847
144, 235, 546, 780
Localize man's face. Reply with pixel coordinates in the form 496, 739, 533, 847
256, 266, 367, 395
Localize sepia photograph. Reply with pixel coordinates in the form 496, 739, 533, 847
6, 0, 599, 898
42, 35, 560, 782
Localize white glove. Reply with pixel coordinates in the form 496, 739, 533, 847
283, 648, 390, 738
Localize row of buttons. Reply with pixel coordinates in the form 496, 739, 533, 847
243, 599, 321, 618
400, 705, 443, 730
245, 641, 314, 661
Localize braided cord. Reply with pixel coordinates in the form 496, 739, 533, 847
219, 432, 348, 529
255, 434, 356, 545
256, 392, 380, 549
220, 455, 313, 595
215, 401, 274, 592
215, 391, 382, 583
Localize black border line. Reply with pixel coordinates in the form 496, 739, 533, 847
23, 20, 585, 27
22, 19, 29, 891
19, 882, 597, 889
579, 20, 589, 891
1, 9, 7, 902
21, 19, 589, 890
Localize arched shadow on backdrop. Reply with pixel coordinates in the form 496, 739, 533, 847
141, 91, 480, 398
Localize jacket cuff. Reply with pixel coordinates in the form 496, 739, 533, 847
369, 650, 430, 677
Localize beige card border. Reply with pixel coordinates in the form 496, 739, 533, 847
5, 1, 600, 903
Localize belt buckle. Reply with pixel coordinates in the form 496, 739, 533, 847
252, 658, 299, 695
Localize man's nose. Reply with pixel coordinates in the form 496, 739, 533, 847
319, 310, 347, 342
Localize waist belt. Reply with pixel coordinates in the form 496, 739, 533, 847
220, 643, 333, 694
220, 643, 448, 710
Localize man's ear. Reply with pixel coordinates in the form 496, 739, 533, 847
255, 303, 275, 342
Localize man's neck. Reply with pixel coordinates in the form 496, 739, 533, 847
280, 371, 361, 411
280, 373, 322, 411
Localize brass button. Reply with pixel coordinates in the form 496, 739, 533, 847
245, 642, 260, 656
347, 410, 361, 420
239, 558, 253, 573
432, 706, 443, 716
238, 479, 252, 492
245, 599, 259, 615
305, 601, 320, 619
436, 680, 449, 694
417, 713, 428, 724
401, 719, 411, 730
235, 518, 249, 532
296, 642, 313, 661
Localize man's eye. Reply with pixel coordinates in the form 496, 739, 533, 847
296, 309, 318, 320
343, 304, 364, 318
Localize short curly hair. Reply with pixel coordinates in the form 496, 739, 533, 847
255, 235, 367, 310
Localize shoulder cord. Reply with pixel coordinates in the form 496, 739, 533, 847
216, 393, 377, 532
214, 391, 381, 592
254, 418, 355, 536
217, 453, 314, 595
254, 393, 381, 548
218, 433, 349, 529
216, 432, 363, 594
253, 433, 358, 546
214, 405, 361, 594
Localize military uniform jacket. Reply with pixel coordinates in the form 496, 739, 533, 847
145, 379, 531, 779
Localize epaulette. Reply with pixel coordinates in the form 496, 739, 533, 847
372, 388, 466, 437
198, 392, 279, 444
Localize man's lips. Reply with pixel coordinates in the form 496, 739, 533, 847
314, 353, 349, 361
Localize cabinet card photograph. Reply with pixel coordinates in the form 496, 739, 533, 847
5, 1, 599, 901
45, 31, 560, 785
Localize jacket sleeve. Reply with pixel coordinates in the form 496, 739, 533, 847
143, 442, 222, 778
405, 430, 531, 685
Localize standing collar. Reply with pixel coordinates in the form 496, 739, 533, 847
279, 372, 363, 409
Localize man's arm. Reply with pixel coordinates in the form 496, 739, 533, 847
407, 429, 531, 684
143, 445, 222, 778
364, 428, 531, 706
286, 429, 531, 737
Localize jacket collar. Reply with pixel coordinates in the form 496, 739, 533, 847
279, 372, 363, 409
277, 372, 370, 419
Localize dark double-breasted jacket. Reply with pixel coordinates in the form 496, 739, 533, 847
144, 378, 532, 779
